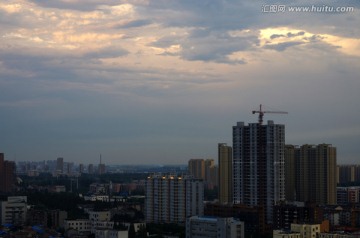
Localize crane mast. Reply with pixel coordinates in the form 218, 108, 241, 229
252, 104, 288, 124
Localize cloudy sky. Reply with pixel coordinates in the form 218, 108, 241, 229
1, 0, 359, 165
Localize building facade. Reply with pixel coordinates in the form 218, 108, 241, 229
186, 216, 244, 238
337, 187, 360, 205
338, 165, 360, 184
56, 157, 64, 174
218, 143, 233, 204
64, 219, 92, 232
274, 223, 321, 238
204, 159, 218, 189
188, 159, 205, 180
188, 158, 217, 189
145, 174, 204, 224
232, 120, 285, 224
0, 196, 28, 226
285, 144, 337, 205
0, 153, 16, 193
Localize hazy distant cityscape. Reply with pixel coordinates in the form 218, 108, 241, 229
1, 115, 360, 238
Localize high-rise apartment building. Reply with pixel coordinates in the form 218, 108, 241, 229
98, 163, 106, 175
79, 164, 84, 174
145, 174, 204, 224
188, 158, 217, 189
88, 164, 94, 174
218, 143, 233, 204
285, 144, 337, 205
56, 157, 64, 173
204, 159, 218, 189
0, 153, 16, 193
0, 153, 3, 191
233, 120, 285, 224
285, 145, 298, 201
188, 159, 205, 180
337, 165, 360, 184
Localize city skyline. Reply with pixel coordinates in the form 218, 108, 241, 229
0, 0, 359, 165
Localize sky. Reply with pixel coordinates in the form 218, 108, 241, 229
0, 0, 359, 165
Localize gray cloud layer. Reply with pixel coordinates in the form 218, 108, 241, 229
0, 0, 359, 164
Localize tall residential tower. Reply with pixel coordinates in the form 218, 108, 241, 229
145, 174, 204, 224
218, 143, 233, 204
0, 153, 16, 193
232, 120, 285, 224
285, 144, 337, 205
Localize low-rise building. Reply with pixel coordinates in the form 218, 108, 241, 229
94, 229, 128, 238
64, 219, 92, 232
0, 196, 27, 226
186, 216, 244, 238
337, 187, 360, 205
89, 210, 111, 222
274, 223, 321, 238
49, 209, 68, 228
318, 231, 360, 238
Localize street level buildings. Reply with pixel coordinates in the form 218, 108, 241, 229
186, 216, 244, 238
273, 223, 321, 238
0, 196, 28, 226
337, 187, 360, 205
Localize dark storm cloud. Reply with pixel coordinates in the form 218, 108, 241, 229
29, 0, 116, 11
83, 46, 129, 58
263, 42, 305, 51
179, 30, 257, 63
117, 19, 153, 28
270, 32, 306, 39
146, 0, 260, 30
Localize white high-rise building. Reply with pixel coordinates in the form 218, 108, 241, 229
145, 174, 204, 224
233, 120, 285, 224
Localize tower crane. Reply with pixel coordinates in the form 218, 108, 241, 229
252, 104, 288, 125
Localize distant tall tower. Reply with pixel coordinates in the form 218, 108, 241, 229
285, 144, 337, 205
204, 159, 217, 189
284, 145, 298, 201
188, 159, 205, 180
0, 153, 4, 191
79, 164, 84, 174
0, 153, 16, 193
233, 120, 285, 224
218, 143, 233, 204
56, 157, 64, 173
98, 154, 106, 175
88, 164, 94, 174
